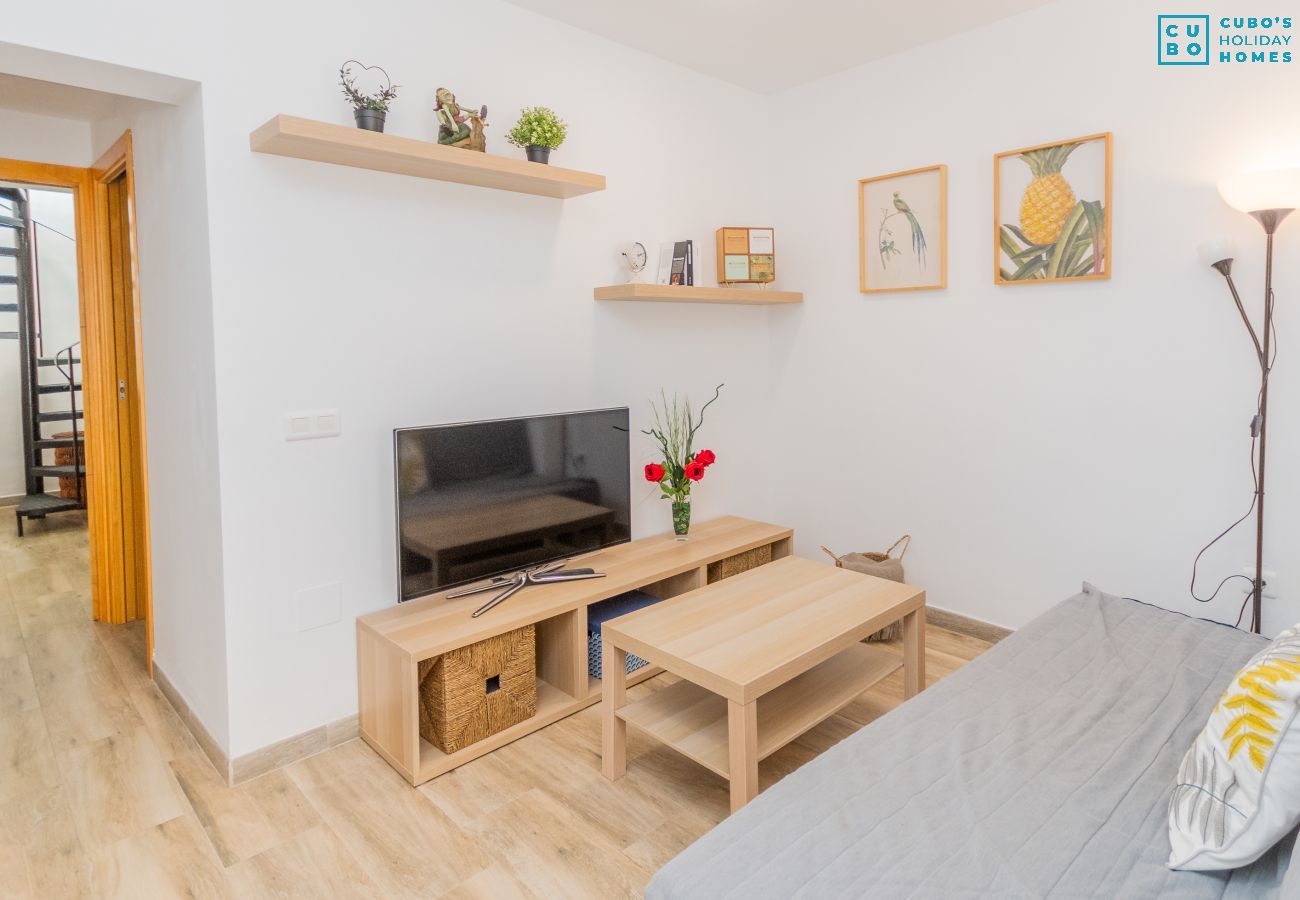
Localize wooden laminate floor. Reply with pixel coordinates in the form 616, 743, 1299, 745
0, 512, 992, 898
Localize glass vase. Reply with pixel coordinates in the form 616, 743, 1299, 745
671, 499, 691, 540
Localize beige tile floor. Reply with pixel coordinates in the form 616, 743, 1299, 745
0, 510, 991, 898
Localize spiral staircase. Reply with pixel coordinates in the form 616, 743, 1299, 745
0, 186, 85, 535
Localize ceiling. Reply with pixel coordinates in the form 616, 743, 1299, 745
0, 72, 144, 121
504, 0, 1056, 93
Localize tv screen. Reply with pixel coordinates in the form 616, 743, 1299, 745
394, 408, 631, 602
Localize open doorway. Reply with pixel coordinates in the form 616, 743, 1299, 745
0, 138, 152, 670
2, 183, 86, 531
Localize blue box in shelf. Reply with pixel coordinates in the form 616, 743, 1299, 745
587, 589, 662, 679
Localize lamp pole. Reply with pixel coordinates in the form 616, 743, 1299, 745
1255, 216, 1273, 634
1208, 207, 1290, 633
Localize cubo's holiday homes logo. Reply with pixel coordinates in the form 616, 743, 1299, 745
1159, 15, 1210, 64
1159, 14, 1293, 65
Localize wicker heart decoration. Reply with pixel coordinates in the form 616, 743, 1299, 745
340, 59, 393, 101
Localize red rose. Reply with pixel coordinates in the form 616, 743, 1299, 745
694, 449, 716, 467
644, 463, 665, 482
683, 461, 706, 482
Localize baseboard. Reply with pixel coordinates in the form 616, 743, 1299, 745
154, 663, 231, 783
154, 608, 1001, 787
926, 606, 1012, 643
155, 662, 358, 785
0, 494, 22, 509
230, 714, 358, 785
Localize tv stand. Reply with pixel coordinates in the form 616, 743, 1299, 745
357, 516, 793, 785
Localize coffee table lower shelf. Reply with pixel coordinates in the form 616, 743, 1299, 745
615, 642, 900, 777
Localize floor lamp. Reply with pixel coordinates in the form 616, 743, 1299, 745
1199, 167, 1300, 633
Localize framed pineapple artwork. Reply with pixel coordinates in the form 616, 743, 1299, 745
858, 164, 947, 293
995, 132, 1112, 285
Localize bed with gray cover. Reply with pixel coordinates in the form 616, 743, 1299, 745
647, 585, 1300, 898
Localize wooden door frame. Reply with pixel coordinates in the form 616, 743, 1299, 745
90, 132, 152, 665
0, 133, 153, 671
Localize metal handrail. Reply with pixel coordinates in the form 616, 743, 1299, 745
53, 341, 82, 504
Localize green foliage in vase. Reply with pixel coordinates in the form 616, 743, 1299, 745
505, 106, 568, 150
642, 384, 723, 504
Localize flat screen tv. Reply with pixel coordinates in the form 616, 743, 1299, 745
394, 407, 631, 602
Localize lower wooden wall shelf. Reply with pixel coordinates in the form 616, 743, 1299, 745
594, 284, 803, 306
357, 516, 793, 785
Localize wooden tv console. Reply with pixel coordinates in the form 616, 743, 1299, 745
357, 516, 793, 785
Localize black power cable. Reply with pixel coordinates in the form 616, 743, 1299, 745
1188, 287, 1277, 630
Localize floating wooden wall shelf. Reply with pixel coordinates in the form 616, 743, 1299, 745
593, 284, 803, 306
249, 115, 606, 199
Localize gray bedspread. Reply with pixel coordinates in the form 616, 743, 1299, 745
647, 585, 1300, 899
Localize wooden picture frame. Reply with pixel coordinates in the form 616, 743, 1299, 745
994, 132, 1112, 285
858, 164, 947, 294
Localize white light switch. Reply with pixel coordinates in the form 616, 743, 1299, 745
285, 409, 341, 441
296, 582, 342, 631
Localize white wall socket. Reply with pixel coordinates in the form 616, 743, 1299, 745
296, 582, 342, 631
284, 409, 341, 441
1240, 567, 1279, 600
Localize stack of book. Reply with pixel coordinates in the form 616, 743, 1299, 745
656, 240, 694, 286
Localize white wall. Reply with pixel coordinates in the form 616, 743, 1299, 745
202, 0, 776, 756
0, 108, 92, 168
12, 0, 1300, 762
89, 93, 231, 751
767, 0, 1300, 634
28, 190, 80, 355
0, 0, 782, 756
0, 111, 91, 498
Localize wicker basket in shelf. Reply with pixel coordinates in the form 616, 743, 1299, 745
417, 624, 537, 753
707, 544, 773, 583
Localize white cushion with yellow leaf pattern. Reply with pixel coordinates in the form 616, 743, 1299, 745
1168, 624, 1300, 870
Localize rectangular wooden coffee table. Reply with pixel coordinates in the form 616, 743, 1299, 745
600, 555, 925, 812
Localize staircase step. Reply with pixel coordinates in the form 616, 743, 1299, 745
36, 382, 81, 394
30, 465, 81, 478
37, 410, 83, 423
0, 275, 16, 285
16, 493, 82, 516
0, 303, 15, 313
33, 437, 80, 450
0, 332, 16, 340
0, 216, 24, 229
37, 357, 80, 367
0, 247, 17, 257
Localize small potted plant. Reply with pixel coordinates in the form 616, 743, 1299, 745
505, 106, 568, 164
643, 384, 723, 540
339, 61, 399, 133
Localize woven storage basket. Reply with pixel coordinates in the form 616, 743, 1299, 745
417, 624, 537, 753
52, 431, 84, 500
821, 535, 911, 642
707, 543, 773, 583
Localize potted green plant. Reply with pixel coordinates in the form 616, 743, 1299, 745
505, 106, 568, 164
339, 61, 399, 133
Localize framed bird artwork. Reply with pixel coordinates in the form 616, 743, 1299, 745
858, 164, 947, 294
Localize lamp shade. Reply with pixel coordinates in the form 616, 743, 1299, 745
1198, 238, 1237, 268
1218, 167, 1300, 213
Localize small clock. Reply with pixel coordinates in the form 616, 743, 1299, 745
621, 242, 648, 282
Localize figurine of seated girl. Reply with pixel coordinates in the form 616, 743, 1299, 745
434, 88, 487, 152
